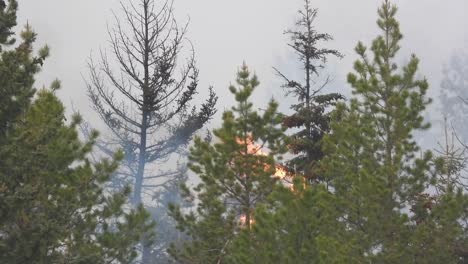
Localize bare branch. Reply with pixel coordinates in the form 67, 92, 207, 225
85, 0, 217, 209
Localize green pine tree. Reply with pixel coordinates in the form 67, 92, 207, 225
0, 7, 155, 263
227, 177, 355, 264
169, 64, 287, 263
322, 0, 468, 262
0, 0, 17, 48
0, 0, 48, 137
0, 85, 156, 263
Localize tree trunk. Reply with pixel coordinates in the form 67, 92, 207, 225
133, 115, 147, 205
140, 2, 151, 262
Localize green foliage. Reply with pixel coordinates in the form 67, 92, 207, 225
0, 87, 155, 263
0, 9, 155, 263
228, 178, 356, 264
0, 21, 48, 137
321, 0, 468, 262
169, 64, 287, 263
0, 0, 17, 48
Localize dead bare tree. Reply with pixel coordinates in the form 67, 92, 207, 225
87, 0, 216, 204
86, 0, 217, 262
437, 51, 468, 193
434, 117, 468, 193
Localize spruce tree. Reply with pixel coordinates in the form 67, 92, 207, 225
322, 1, 468, 262
169, 64, 287, 263
275, 0, 343, 184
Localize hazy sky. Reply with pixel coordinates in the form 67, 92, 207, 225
17, 0, 468, 132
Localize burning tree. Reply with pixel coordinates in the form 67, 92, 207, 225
227, 179, 352, 264
169, 64, 288, 263
274, 0, 343, 184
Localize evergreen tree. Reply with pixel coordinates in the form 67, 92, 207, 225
169, 64, 287, 263
0, 0, 47, 138
0, 8, 155, 262
275, 0, 343, 184
0, 87, 155, 263
227, 178, 355, 264
0, 0, 17, 48
322, 1, 468, 262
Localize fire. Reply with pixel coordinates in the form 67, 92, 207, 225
236, 136, 268, 156
234, 135, 298, 227
239, 214, 255, 227
235, 135, 294, 192
274, 165, 288, 179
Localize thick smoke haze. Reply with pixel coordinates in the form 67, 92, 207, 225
18, 0, 468, 134
5, 2, 468, 262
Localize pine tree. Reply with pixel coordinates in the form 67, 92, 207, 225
169, 64, 287, 263
322, 1, 468, 262
227, 178, 355, 264
0, 0, 48, 138
0, 87, 155, 263
0, 7, 155, 262
0, 0, 17, 48
274, 0, 343, 184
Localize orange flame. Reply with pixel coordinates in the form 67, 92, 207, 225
234, 135, 299, 227
236, 136, 294, 189
274, 165, 288, 179
239, 214, 255, 227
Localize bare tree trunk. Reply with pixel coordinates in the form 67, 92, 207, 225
133, 116, 147, 205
